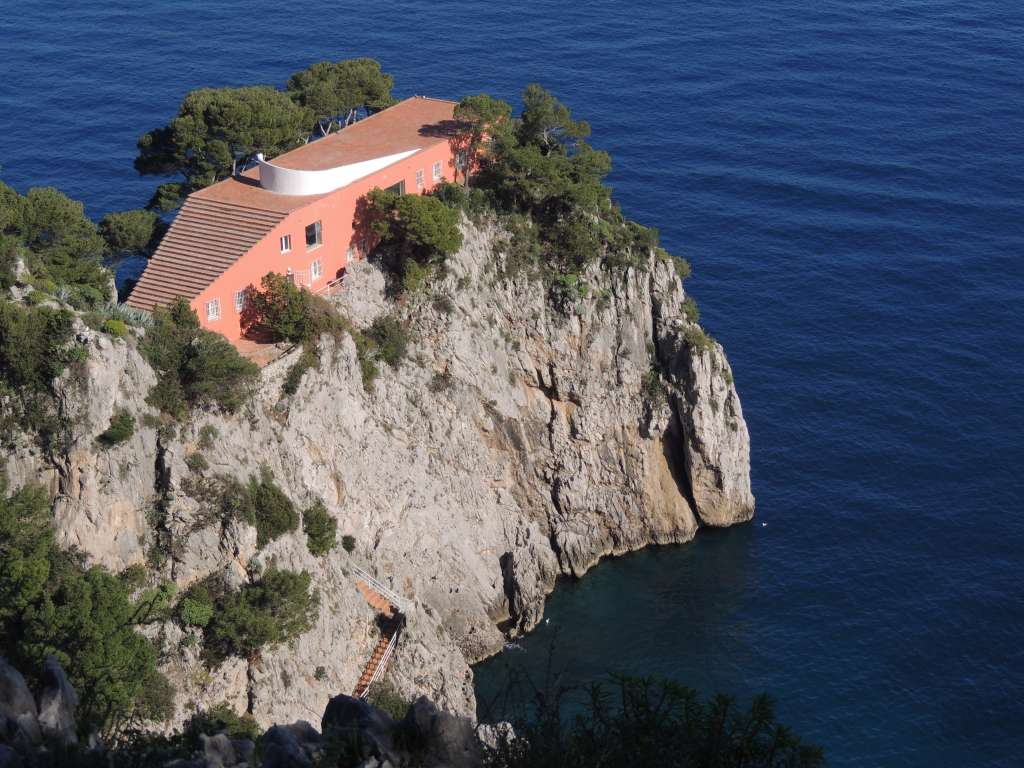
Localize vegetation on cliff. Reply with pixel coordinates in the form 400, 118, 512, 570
135, 58, 395, 211
141, 297, 259, 419
0, 476, 174, 738
1, 62, 736, 754
483, 675, 824, 767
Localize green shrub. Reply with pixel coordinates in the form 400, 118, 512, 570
433, 294, 456, 314
0, 301, 80, 440
244, 467, 299, 548
283, 348, 317, 395
674, 256, 692, 281
185, 452, 209, 473
96, 410, 135, 447
182, 702, 260, 748
197, 424, 219, 450
341, 534, 356, 553
361, 188, 463, 296
177, 584, 215, 628
401, 259, 433, 294
352, 329, 379, 389
141, 298, 258, 419
681, 296, 700, 324
102, 317, 129, 338
683, 326, 715, 353
205, 467, 299, 549
366, 679, 410, 720
365, 314, 409, 368
428, 371, 454, 393
203, 568, 318, 662
243, 272, 344, 345
302, 499, 337, 556
641, 367, 667, 404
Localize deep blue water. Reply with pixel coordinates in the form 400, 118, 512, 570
3, 1, 1023, 764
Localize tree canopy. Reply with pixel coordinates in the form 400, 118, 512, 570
99, 209, 161, 257
485, 675, 825, 768
203, 567, 318, 663
287, 58, 395, 135
436, 84, 675, 293
0, 476, 173, 737
140, 298, 259, 419
135, 86, 314, 210
453, 94, 513, 184
0, 301, 81, 443
0, 181, 112, 306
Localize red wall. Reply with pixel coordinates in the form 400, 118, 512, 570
192, 141, 455, 338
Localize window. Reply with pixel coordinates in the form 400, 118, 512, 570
432, 161, 442, 181
311, 259, 322, 279
455, 151, 467, 171
385, 180, 405, 194
205, 298, 221, 321
415, 169, 424, 190
280, 234, 292, 253
347, 244, 356, 260
233, 289, 247, 312
305, 220, 322, 250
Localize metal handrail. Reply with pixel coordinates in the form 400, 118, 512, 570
359, 629, 399, 699
352, 565, 412, 614
315, 274, 346, 296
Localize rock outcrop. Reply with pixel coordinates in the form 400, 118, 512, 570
3, 219, 753, 728
0, 658, 479, 768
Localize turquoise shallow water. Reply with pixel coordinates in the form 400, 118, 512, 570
2, 1, 1023, 764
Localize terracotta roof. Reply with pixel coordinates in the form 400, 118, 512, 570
272, 96, 458, 171
127, 96, 459, 311
126, 197, 285, 311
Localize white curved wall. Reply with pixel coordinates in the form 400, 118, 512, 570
256, 148, 421, 196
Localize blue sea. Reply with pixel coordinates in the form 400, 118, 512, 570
2, 1, 1022, 764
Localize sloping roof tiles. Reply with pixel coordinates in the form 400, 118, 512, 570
126, 197, 285, 311
127, 96, 458, 311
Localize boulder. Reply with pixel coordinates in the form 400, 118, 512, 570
260, 721, 321, 768
401, 696, 481, 768
321, 695, 397, 764
0, 659, 40, 749
36, 655, 77, 745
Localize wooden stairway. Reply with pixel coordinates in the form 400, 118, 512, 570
356, 579, 395, 618
352, 624, 398, 698
351, 578, 403, 698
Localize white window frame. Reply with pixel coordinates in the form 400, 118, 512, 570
347, 244, 356, 260
432, 161, 442, 181
280, 234, 292, 253
205, 298, 221, 321
305, 220, 322, 251
311, 259, 322, 279
233, 289, 247, 312
415, 169, 424, 190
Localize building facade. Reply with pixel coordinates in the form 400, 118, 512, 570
127, 96, 459, 338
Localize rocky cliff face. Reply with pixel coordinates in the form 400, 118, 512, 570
2, 219, 753, 728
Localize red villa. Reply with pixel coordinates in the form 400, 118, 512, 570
127, 96, 459, 338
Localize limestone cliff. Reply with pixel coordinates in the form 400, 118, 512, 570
3, 219, 753, 727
